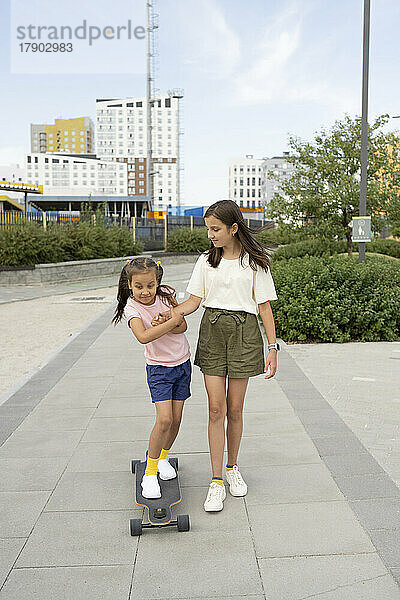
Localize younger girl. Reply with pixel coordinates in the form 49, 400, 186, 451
112, 257, 191, 499
162, 200, 278, 512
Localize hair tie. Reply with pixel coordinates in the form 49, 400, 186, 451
126, 259, 131, 264
156, 260, 162, 267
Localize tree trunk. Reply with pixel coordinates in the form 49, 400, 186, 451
346, 229, 353, 255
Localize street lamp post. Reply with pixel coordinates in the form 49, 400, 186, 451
358, 0, 370, 264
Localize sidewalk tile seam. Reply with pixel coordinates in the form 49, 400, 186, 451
295, 573, 396, 600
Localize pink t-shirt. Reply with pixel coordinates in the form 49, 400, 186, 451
124, 294, 190, 367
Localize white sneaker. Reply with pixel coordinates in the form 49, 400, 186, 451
141, 474, 161, 499
157, 458, 177, 480
225, 465, 248, 496
204, 482, 226, 512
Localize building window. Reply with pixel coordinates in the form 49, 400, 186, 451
165, 98, 171, 108
239, 189, 243, 198
136, 101, 142, 107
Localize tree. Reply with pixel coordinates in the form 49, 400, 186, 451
265, 114, 400, 254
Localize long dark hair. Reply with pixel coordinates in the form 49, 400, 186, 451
204, 200, 273, 271
112, 257, 176, 325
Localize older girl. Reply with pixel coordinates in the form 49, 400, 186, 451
160, 200, 278, 511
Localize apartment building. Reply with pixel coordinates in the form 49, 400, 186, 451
228, 155, 264, 208
25, 152, 127, 197
30, 117, 94, 155
229, 152, 294, 210
95, 93, 182, 208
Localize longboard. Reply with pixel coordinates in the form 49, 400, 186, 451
129, 457, 190, 536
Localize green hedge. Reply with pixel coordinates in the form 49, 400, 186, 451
271, 237, 400, 261
166, 227, 209, 253
270, 255, 400, 342
368, 239, 400, 259
273, 239, 347, 261
0, 222, 143, 266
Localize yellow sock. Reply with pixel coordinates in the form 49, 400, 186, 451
159, 448, 169, 460
145, 456, 159, 476
212, 477, 223, 486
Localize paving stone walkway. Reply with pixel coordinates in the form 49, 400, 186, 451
0, 264, 399, 599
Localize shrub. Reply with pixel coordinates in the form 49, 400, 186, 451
0, 222, 143, 266
166, 227, 209, 252
272, 238, 347, 261
367, 238, 400, 259
270, 255, 400, 343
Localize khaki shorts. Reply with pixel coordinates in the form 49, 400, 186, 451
194, 307, 265, 378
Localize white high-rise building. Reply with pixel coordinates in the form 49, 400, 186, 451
95, 93, 182, 208
263, 152, 293, 204
229, 152, 294, 211
228, 155, 264, 208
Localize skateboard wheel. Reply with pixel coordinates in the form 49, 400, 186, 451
177, 514, 190, 532
131, 460, 140, 474
170, 457, 178, 471
130, 518, 142, 536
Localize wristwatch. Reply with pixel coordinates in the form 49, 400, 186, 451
268, 343, 280, 351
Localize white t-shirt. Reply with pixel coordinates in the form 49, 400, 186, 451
186, 252, 277, 315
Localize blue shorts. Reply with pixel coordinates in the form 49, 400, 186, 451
145, 359, 192, 403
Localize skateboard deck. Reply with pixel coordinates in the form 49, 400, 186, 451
135, 458, 181, 525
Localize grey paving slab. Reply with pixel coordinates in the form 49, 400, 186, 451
242, 411, 305, 436
0, 491, 50, 538
15, 511, 141, 567
247, 501, 375, 558
258, 553, 389, 600
391, 568, 400, 586
172, 452, 214, 488
238, 431, 321, 467
302, 419, 352, 438
324, 453, 386, 477
16, 407, 95, 432
82, 416, 155, 442
171, 427, 209, 453
45, 471, 133, 512
0, 565, 133, 600
244, 463, 343, 506
300, 575, 400, 599
95, 396, 154, 418
0, 539, 26, 589
369, 529, 400, 567
66, 441, 147, 473
0, 457, 69, 492
0, 430, 82, 459
130, 530, 263, 599
350, 498, 400, 530
312, 432, 367, 456
172, 485, 250, 532
334, 473, 400, 501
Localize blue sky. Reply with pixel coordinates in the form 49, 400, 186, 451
1, 0, 399, 205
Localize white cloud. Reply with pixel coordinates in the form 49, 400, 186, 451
179, 0, 240, 77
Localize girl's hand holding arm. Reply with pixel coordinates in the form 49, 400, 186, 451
161, 295, 202, 320
129, 311, 184, 344
258, 301, 278, 379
